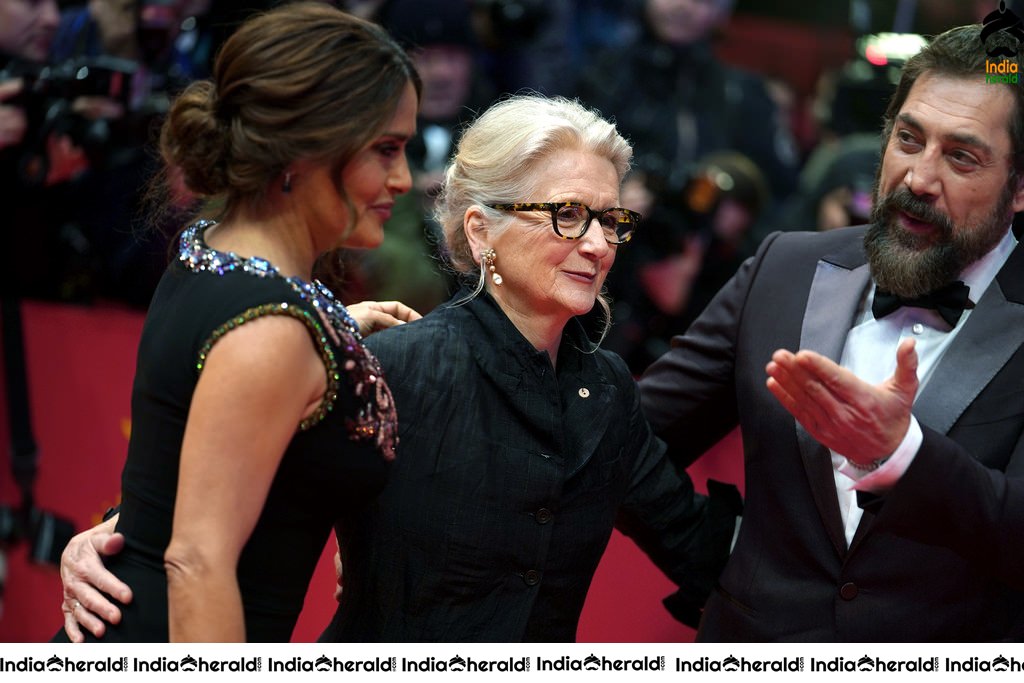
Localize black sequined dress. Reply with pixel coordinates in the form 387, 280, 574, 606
60, 220, 396, 642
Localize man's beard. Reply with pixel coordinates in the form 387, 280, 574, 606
865, 180, 1015, 298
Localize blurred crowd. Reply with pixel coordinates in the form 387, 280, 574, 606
0, 0, 1002, 370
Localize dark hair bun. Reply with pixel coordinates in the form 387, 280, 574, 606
160, 80, 230, 196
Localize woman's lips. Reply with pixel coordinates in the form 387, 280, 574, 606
565, 270, 597, 283
370, 203, 393, 221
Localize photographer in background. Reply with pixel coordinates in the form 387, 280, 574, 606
0, 0, 55, 154
1, 0, 90, 189
574, 0, 799, 375
575, 0, 799, 205
0, 0, 78, 622
0, 0, 57, 65
1, 0, 92, 299
605, 151, 769, 373
40, 0, 209, 307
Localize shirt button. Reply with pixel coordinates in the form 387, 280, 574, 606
839, 582, 859, 600
523, 569, 541, 586
535, 508, 553, 524
578, 387, 590, 398
912, 323, 924, 335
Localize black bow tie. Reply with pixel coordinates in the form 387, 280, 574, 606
872, 280, 975, 327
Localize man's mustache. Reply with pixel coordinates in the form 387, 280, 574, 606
878, 188, 953, 235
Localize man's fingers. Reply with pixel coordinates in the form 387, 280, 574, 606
96, 531, 126, 560
794, 350, 857, 394
361, 311, 400, 335
767, 351, 839, 419
68, 576, 125, 624
767, 343, 916, 460
347, 300, 422, 335
892, 338, 919, 397
62, 607, 86, 643
76, 601, 110, 638
60, 529, 131, 626
87, 532, 132, 604
374, 300, 422, 323
765, 375, 798, 414
767, 349, 866, 447
767, 373, 832, 440
63, 594, 108, 640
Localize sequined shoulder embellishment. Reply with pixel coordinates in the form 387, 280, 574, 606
197, 303, 340, 431
181, 220, 397, 459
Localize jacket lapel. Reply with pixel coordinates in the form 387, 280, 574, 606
797, 239, 872, 559
558, 319, 618, 477
850, 241, 1024, 551
464, 295, 619, 476
562, 371, 617, 477
913, 244, 1024, 433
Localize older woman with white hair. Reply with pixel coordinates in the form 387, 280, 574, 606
324, 94, 740, 641
59, 94, 740, 642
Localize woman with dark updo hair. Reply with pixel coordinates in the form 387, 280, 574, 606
53, 1, 421, 642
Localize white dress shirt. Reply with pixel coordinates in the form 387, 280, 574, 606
830, 227, 1018, 546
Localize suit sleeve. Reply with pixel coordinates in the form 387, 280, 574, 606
864, 424, 1024, 590
639, 231, 782, 465
612, 359, 742, 628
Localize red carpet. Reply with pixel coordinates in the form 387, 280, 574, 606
0, 300, 743, 642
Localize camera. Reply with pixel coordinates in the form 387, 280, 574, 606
1, 55, 171, 185
0, 503, 75, 567
1, 55, 137, 110
640, 152, 769, 255
822, 33, 928, 136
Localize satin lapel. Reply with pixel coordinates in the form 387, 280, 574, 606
913, 250, 1024, 435
797, 257, 872, 558
852, 244, 1024, 552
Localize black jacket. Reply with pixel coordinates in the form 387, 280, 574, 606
324, 291, 740, 641
641, 227, 1024, 641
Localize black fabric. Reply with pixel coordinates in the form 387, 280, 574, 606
321, 290, 739, 642
574, 37, 798, 200
872, 280, 975, 327
53, 255, 390, 642
640, 226, 1024, 641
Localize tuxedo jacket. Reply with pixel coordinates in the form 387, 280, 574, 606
640, 225, 1024, 641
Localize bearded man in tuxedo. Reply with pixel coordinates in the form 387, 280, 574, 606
641, 22, 1024, 641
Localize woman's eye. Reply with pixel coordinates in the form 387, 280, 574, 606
556, 206, 585, 222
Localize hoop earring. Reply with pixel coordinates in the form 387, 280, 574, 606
282, 172, 293, 194
481, 248, 502, 286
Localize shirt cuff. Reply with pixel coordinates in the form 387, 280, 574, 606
839, 416, 921, 492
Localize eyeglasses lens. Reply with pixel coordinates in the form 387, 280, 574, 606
554, 204, 634, 242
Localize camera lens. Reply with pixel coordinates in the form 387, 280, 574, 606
0, 507, 16, 543
28, 509, 75, 566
